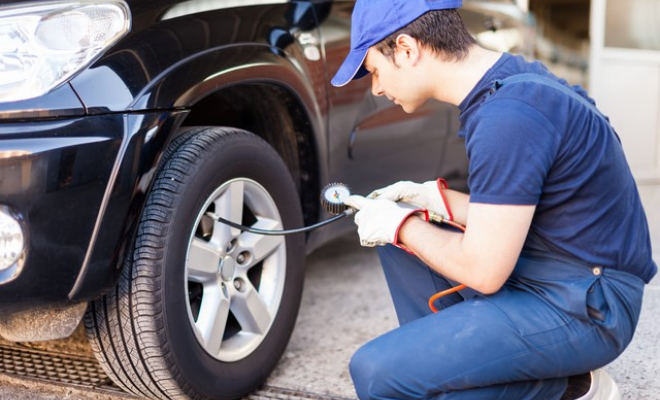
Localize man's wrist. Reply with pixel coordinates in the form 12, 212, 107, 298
434, 178, 453, 221
395, 212, 427, 248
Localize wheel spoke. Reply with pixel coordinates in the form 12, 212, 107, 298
196, 285, 231, 356
210, 180, 245, 246
187, 238, 221, 281
239, 217, 284, 264
232, 282, 272, 334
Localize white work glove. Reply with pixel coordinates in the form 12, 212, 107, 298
343, 195, 428, 248
367, 179, 453, 223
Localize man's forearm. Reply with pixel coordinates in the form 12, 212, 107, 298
397, 202, 534, 294
443, 189, 469, 225
396, 216, 488, 291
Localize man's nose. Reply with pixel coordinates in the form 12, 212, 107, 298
371, 75, 384, 97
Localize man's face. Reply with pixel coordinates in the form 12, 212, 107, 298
363, 46, 429, 113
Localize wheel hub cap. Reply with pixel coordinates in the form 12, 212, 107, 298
219, 256, 236, 282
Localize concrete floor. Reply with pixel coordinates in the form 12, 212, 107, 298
266, 184, 660, 400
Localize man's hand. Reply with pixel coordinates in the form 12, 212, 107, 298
343, 195, 428, 247
368, 179, 452, 222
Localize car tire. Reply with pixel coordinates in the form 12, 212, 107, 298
84, 126, 305, 400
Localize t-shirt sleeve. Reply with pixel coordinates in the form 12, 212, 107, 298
466, 98, 559, 205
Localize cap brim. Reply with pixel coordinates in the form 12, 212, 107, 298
331, 48, 370, 87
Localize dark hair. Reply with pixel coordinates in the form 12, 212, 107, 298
375, 9, 476, 62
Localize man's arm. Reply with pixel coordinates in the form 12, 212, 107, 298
441, 188, 470, 226
397, 202, 535, 294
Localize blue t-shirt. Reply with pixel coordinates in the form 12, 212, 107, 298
458, 53, 657, 283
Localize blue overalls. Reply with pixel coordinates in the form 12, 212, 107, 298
349, 72, 650, 400
349, 243, 645, 399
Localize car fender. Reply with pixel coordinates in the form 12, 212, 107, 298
68, 44, 327, 302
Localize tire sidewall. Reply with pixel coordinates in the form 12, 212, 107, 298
156, 130, 304, 398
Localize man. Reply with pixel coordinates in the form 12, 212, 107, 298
331, 0, 658, 399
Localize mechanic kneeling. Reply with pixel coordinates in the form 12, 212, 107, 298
330, 0, 658, 399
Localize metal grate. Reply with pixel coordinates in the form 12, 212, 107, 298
0, 342, 124, 394
0, 343, 354, 400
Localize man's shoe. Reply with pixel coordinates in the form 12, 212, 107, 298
561, 370, 621, 400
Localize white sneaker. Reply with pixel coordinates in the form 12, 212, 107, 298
575, 369, 621, 400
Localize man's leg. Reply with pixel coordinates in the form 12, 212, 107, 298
377, 245, 477, 325
352, 249, 644, 400
350, 288, 569, 400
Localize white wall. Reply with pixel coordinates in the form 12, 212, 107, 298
590, 0, 660, 183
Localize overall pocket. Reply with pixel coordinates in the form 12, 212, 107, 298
498, 254, 601, 338
585, 278, 608, 322
585, 268, 645, 352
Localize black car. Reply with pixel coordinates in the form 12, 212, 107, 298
0, 1, 529, 399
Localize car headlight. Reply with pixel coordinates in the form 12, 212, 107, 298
0, 206, 24, 272
0, 1, 131, 103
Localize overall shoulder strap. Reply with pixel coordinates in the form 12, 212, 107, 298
496, 73, 605, 120
495, 73, 621, 144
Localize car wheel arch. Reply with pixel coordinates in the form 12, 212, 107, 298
179, 82, 322, 227
70, 48, 327, 302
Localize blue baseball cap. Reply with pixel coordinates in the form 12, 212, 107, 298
331, 0, 462, 87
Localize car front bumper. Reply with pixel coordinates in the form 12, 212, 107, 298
0, 115, 123, 310
0, 110, 187, 316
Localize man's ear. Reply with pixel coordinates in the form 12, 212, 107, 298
395, 34, 421, 65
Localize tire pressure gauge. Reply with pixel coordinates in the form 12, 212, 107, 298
216, 182, 354, 236
320, 182, 352, 214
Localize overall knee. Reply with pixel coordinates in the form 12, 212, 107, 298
349, 345, 386, 400
349, 346, 372, 399
349, 341, 405, 400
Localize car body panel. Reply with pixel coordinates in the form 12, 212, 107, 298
0, 1, 330, 309
69, 2, 325, 114
0, 83, 86, 120
68, 110, 189, 301
0, 116, 122, 311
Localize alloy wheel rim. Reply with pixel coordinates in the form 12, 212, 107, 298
184, 178, 286, 362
